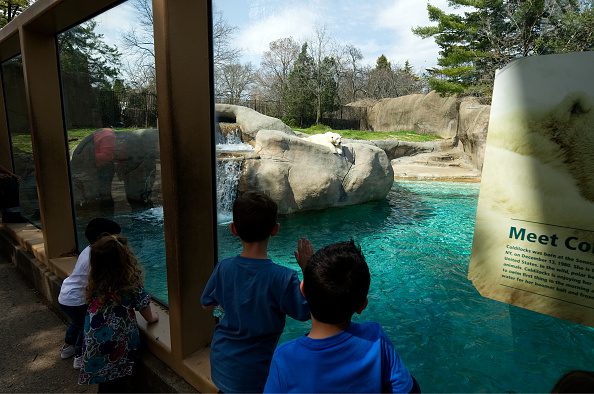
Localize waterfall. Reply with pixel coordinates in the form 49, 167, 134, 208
215, 123, 253, 223
216, 125, 254, 153
216, 158, 242, 224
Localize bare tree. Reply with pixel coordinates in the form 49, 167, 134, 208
121, 0, 241, 95
217, 63, 255, 104
257, 37, 300, 116
341, 44, 365, 103
308, 26, 335, 124
212, 11, 242, 74
120, 0, 155, 90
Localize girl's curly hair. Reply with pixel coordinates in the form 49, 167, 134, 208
87, 234, 144, 303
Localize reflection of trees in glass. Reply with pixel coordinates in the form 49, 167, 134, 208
1, 55, 40, 225
0, 0, 31, 27
58, 21, 121, 89
122, 0, 241, 95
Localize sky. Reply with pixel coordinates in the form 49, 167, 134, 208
92, 0, 467, 74
213, 0, 467, 72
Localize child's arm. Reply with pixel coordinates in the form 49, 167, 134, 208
140, 305, 159, 323
294, 238, 314, 272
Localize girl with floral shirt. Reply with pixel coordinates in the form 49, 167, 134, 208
79, 234, 158, 392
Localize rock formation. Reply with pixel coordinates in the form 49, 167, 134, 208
239, 130, 394, 214
348, 91, 490, 172
365, 91, 459, 138
215, 103, 294, 143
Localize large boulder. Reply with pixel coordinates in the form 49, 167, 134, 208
239, 130, 394, 214
457, 97, 490, 170
366, 91, 459, 138
215, 104, 294, 143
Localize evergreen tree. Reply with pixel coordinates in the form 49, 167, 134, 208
285, 44, 316, 127
375, 54, 391, 70
413, 2, 486, 96
318, 56, 339, 119
414, 0, 592, 98
403, 60, 414, 74
58, 21, 121, 89
0, 0, 30, 27
367, 54, 396, 99
536, 0, 594, 54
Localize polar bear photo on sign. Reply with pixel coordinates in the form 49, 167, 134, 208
478, 53, 594, 226
304, 132, 343, 155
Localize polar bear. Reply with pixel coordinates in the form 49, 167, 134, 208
473, 91, 594, 236
487, 92, 594, 205
304, 132, 343, 155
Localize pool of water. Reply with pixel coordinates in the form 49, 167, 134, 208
80, 181, 594, 392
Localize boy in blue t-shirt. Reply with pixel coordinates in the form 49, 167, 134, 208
264, 240, 421, 393
201, 191, 310, 393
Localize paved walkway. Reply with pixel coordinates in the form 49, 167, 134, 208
0, 258, 95, 393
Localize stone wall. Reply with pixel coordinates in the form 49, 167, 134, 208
366, 91, 459, 138
351, 91, 491, 170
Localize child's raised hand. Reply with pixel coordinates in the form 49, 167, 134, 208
295, 238, 314, 272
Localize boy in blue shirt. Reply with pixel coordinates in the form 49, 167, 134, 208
201, 191, 310, 393
264, 240, 420, 393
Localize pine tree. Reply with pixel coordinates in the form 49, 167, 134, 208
375, 54, 391, 70
285, 44, 316, 127
414, 0, 592, 98
0, 0, 30, 27
58, 21, 122, 89
413, 2, 487, 96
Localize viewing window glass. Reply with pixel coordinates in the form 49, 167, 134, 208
58, 1, 167, 304
1, 55, 41, 227
209, 1, 594, 392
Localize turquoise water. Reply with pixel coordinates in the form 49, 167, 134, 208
82, 181, 594, 392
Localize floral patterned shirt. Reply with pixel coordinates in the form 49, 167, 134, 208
79, 287, 150, 384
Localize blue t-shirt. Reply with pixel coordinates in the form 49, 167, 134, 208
201, 256, 309, 393
264, 321, 413, 393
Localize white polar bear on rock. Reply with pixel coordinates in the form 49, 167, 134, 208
304, 132, 343, 155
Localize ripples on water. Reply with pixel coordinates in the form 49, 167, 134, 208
82, 181, 594, 392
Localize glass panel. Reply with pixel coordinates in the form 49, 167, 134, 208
1, 55, 41, 226
210, 2, 594, 392
58, 2, 167, 304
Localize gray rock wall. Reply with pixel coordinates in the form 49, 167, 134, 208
354, 91, 490, 170
366, 91, 459, 138
457, 98, 490, 170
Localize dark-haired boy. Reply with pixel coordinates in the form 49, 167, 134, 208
58, 217, 121, 368
201, 191, 310, 393
264, 240, 420, 393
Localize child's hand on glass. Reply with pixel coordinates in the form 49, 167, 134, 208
295, 238, 314, 272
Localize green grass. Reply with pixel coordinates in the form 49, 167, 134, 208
10, 128, 138, 154
295, 124, 441, 142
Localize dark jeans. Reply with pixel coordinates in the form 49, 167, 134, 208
0, 174, 19, 208
59, 303, 87, 356
0, 175, 24, 222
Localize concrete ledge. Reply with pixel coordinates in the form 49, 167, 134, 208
1, 222, 46, 262
0, 227, 198, 393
